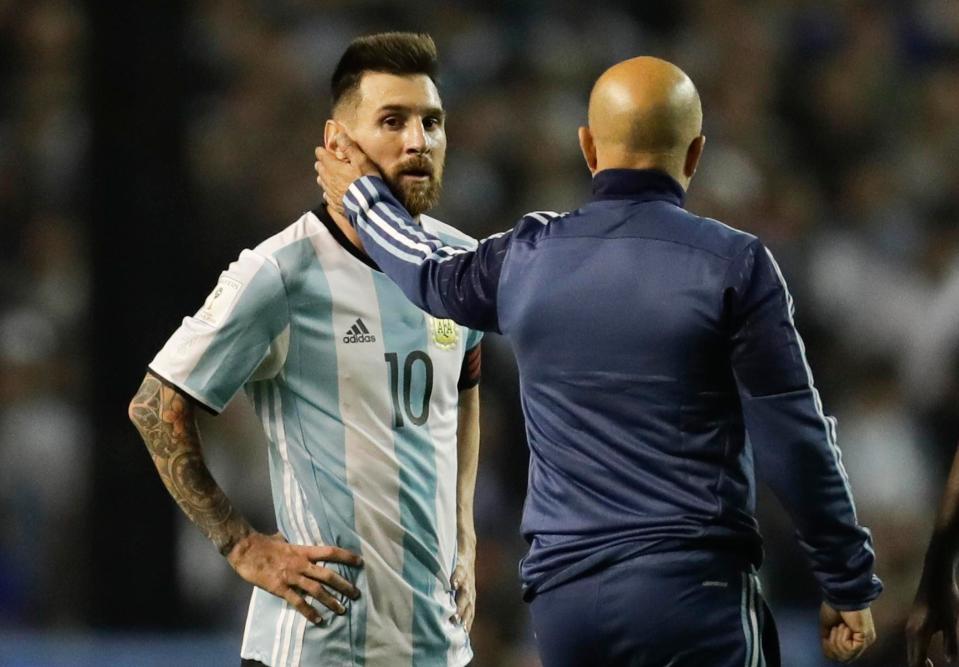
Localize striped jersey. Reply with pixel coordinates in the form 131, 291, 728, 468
149, 206, 482, 667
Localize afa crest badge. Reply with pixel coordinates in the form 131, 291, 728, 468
430, 317, 459, 350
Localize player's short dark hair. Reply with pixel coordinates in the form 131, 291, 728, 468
331, 32, 439, 112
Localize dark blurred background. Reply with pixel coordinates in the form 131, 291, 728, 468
1, 0, 958, 665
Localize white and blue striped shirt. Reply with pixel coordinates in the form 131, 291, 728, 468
150, 207, 481, 666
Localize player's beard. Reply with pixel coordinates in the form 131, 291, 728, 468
385, 156, 443, 217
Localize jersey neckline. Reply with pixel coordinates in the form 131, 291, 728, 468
311, 204, 382, 272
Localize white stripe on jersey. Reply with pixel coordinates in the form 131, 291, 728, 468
313, 233, 414, 665
252, 381, 316, 667
277, 383, 313, 666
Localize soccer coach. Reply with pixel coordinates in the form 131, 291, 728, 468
315, 56, 882, 665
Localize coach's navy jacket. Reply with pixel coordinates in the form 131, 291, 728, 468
342, 168, 882, 610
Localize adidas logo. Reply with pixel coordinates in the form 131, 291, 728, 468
342, 318, 376, 344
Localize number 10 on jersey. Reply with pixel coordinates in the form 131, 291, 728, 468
384, 351, 434, 428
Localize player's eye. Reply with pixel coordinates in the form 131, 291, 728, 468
423, 116, 442, 130
382, 116, 402, 129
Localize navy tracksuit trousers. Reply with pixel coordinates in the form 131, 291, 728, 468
528, 550, 780, 667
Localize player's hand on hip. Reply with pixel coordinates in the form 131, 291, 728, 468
450, 548, 476, 633
226, 531, 362, 625
906, 555, 959, 667
819, 602, 877, 662
314, 125, 381, 215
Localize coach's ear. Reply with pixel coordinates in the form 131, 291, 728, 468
578, 126, 598, 175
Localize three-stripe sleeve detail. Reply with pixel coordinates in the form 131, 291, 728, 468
524, 211, 561, 225
346, 179, 438, 261
763, 248, 863, 532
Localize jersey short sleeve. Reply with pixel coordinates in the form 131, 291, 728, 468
465, 328, 483, 351
149, 249, 290, 413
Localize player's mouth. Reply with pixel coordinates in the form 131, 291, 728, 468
399, 169, 432, 182
396, 159, 434, 183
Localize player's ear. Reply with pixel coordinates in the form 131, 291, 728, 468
578, 126, 598, 175
324, 120, 340, 150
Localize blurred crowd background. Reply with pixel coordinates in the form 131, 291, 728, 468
2, 0, 958, 665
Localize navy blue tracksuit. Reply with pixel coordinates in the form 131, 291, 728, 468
342, 169, 882, 665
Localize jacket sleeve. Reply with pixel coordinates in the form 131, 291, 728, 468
342, 175, 512, 333
728, 239, 882, 610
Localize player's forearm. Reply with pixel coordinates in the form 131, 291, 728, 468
128, 372, 253, 556
455, 386, 480, 556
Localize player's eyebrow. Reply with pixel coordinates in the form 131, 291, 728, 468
376, 104, 445, 120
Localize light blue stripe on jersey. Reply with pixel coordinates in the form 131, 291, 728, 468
275, 239, 366, 664
185, 261, 288, 411
372, 273, 449, 666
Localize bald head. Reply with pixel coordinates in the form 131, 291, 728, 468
579, 56, 705, 188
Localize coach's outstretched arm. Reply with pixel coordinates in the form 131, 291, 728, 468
316, 138, 513, 333
128, 373, 362, 625
727, 241, 881, 662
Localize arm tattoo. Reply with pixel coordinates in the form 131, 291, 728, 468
129, 375, 250, 556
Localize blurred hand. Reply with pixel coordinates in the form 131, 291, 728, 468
227, 531, 362, 625
906, 544, 959, 667
451, 547, 476, 633
314, 126, 382, 216
820, 602, 876, 662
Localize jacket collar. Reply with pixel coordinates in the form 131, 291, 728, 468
590, 168, 686, 207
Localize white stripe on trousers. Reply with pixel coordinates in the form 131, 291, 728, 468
741, 573, 765, 667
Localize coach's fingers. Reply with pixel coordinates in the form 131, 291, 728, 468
332, 133, 361, 163
822, 637, 839, 661
315, 147, 343, 175
328, 122, 353, 149
281, 586, 324, 625
305, 562, 360, 600
837, 624, 868, 663
315, 144, 345, 162
822, 626, 841, 661
332, 133, 380, 175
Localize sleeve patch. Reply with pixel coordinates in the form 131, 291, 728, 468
196, 276, 243, 328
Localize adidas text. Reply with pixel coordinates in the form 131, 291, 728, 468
343, 333, 376, 344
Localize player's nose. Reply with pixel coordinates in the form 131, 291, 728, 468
402, 119, 429, 154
